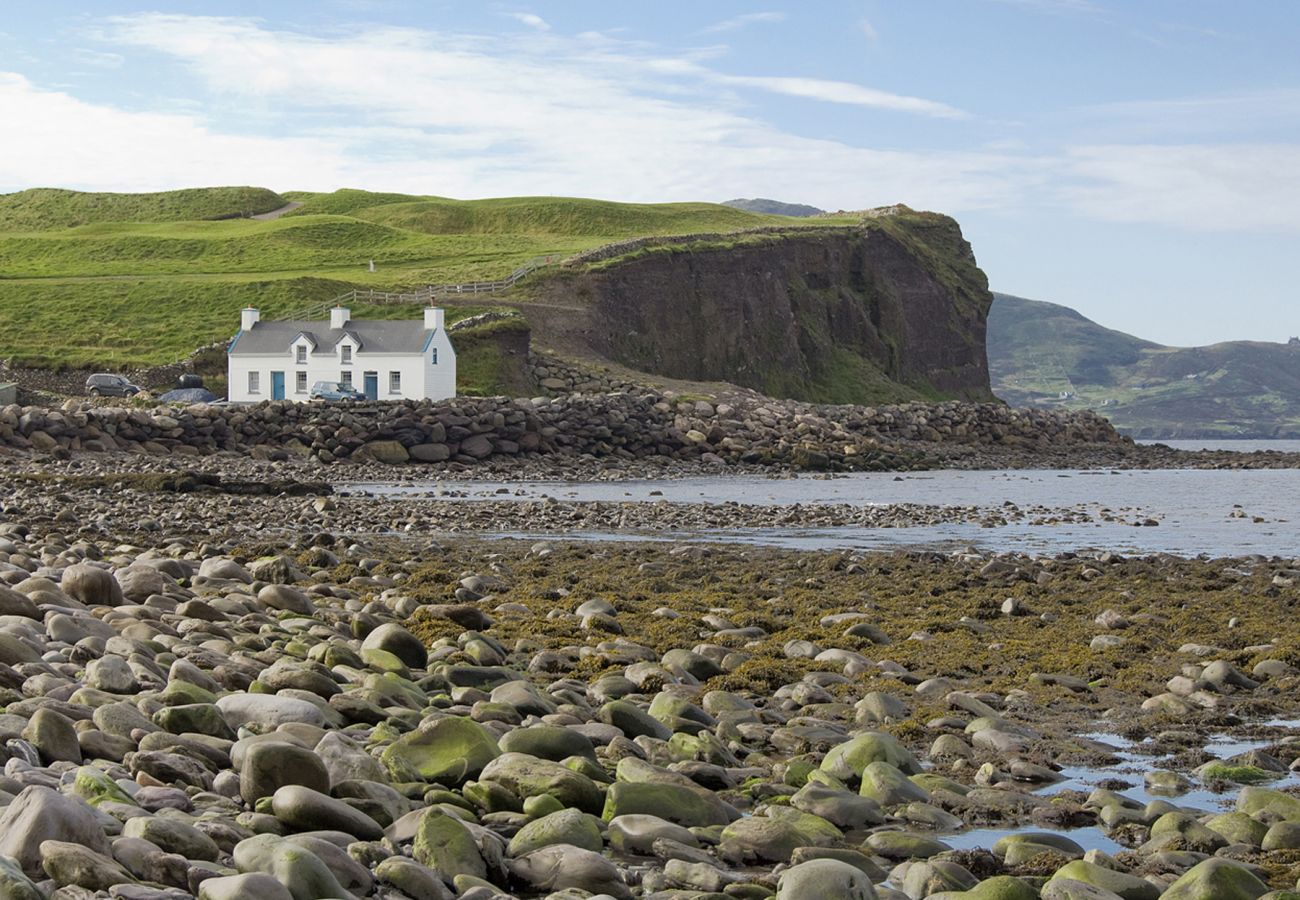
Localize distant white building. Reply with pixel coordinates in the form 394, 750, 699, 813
227, 306, 456, 402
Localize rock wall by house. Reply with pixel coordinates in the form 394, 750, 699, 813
0, 393, 1127, 471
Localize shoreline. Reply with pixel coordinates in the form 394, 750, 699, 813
1, 404, 1299, 897
0, 524, 1298, 896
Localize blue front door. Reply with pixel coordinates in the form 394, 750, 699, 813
271, 371, 285, 400
364, 372, 379, 401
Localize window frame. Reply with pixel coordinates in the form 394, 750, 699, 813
295, 371, 308, 394
340, 370, 353, 388
248, 371, 260, 394
389, 371, 402, 394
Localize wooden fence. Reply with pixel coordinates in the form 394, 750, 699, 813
275, 255, 557, 322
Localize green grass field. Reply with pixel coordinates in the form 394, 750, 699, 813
0, 187, 819, 369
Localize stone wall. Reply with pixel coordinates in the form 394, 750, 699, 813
526, 354, 643, 396
0, 392, 1127, 470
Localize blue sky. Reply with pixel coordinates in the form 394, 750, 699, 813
2, 1, 1298, 346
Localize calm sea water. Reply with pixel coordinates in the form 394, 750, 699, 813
344, 465, 1300, 557
1140, 438, 1300, 453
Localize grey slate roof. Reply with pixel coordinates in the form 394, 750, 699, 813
230, 319, 432, 356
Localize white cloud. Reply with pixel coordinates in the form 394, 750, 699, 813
1064, 143, 1300, 231
721, 75, 967, 119
507, 13, 549, 32
859, 17, 879, 42
0, 72, 352, 192
13, 11, 1298, 237
699, 12, 786, 34
35, 12, 993, 208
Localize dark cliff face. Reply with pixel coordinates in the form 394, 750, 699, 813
560, 214, 994, 405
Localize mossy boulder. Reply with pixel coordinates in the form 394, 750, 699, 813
1198, 762, 1281, 784
956, 876, 1041, 900
858, 761, 930, 806
820, 731, 921, 783
1207, 812, 1269, 847
1238, 787, 1300, 822
862, 830, 951, 860
481, 753, 604, 815
69, 767, 135, 808
602, 781, 730, 828
719, 809, 842, 864
1159, 859, 1269, 900
775, 858, 877, 899
0, 856, 41, 900
507, 808, 603, 857
1149, 811, 1228, 853
232, 834, 353, 900
380, 716, 500, 785
498, 725, 597, 762
1049, 860, 1161, 900
412, 808, 486, 880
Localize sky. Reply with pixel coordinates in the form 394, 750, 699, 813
2, 1, 1298, 347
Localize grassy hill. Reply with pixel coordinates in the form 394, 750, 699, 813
0, 187, 287, 230
989, 292, 1300, 438
0, 186, 824, 372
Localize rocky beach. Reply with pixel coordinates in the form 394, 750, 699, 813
0, 393, 1298, 899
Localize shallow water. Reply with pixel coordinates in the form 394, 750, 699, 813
343, 468, 1300, 556
929, 719, 1300, 856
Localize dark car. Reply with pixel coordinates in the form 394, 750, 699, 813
309, 380, 365, 401
86, 373, 141, 397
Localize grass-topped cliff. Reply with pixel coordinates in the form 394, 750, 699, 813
0, 186, 994, 404
989, 293, 1300, 438
539, 206, 995, 404
0, 187, 816, 372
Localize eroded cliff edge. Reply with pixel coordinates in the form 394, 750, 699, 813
536, 208, 996, 405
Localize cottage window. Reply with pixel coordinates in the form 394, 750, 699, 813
248, 371, 260, 394
341, 371, 352, 388
341, 344, 353, 364
295, 345, 307, 364
430, 348, 438, 365
389, 371, 401, 394
295, 371, 308, 393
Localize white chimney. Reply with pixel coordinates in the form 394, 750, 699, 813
424, 307, 445, 331
330, 307, 351, 330
241, 307, 260, 331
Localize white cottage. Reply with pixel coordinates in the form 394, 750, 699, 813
227, 306, 456, 402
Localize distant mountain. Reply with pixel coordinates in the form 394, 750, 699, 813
722, 198, 824, 217
988, 293, 1300, 438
